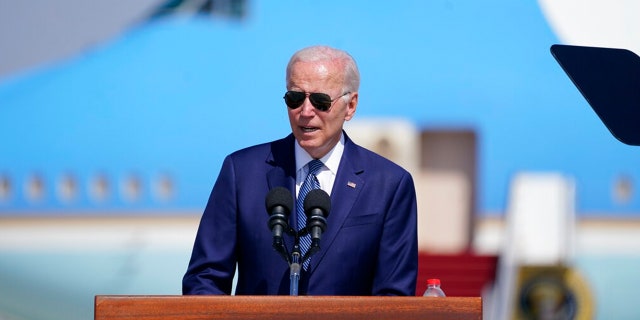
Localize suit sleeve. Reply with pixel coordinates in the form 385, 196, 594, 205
182, 155, 238, 294
372, 171, 418, 296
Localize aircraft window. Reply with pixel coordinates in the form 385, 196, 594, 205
58, 173, 78, 202
25, 174, 45, 202
613, 174, 633, 205
154, 174, 174, 201
0, 175, 11, 202
122, 174, 142, 202
90, 174, 110, 202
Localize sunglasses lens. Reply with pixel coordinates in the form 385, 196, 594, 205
284, 91, 306, 109
284, 91, 336, 111
309, 93, 332, 111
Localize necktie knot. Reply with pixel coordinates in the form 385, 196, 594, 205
307, 159, 323, 177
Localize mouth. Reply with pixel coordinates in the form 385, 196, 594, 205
300, 126, 319, 133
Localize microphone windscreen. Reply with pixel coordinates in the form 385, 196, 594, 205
303, 189, 331, 217
265, 187, 293, 214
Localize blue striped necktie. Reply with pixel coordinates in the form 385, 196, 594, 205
297, 159, 323, 271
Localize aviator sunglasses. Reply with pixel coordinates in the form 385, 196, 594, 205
284, 91, 351, 112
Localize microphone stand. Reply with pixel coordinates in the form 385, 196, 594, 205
281, 227, 318, 296
289, 243, 301, 296
272, 224, 323, 296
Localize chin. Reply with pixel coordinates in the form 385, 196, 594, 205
297, 139, 317, 149
296, 138, 322, 154
295, 130, 319, 142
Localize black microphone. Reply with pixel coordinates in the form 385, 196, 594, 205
265, 187, 293, 240
303, 189, 331, 244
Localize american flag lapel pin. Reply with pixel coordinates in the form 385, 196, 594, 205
347, 181, 356, 188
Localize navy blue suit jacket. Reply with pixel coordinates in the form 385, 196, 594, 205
183, 132, 417, 295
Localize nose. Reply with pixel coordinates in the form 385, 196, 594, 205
299, 96, 316, 116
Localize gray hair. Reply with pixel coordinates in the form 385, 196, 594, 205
286, 45, 360, 93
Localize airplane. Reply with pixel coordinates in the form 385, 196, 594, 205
1, 0, 639, 319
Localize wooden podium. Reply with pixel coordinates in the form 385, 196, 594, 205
94, 295, 482, 320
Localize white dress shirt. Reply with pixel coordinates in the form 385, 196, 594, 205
294, 133, 345, 198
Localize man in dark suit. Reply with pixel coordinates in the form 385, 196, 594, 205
183, 45, 418, 295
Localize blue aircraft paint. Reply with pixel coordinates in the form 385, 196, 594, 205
0, 1, 638, 216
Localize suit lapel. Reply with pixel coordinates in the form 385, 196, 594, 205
309, 134, 365, 272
